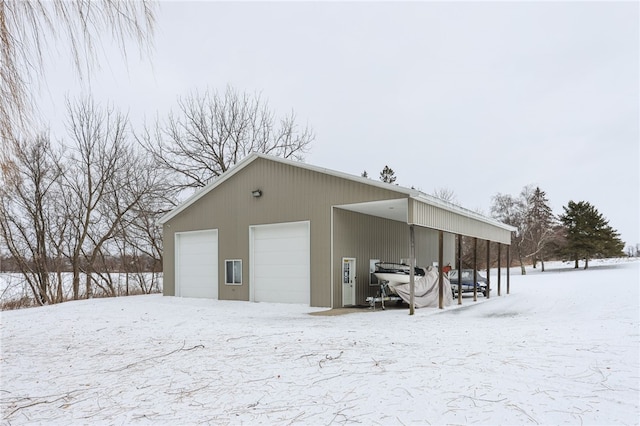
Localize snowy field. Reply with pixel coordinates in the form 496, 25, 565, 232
1, 259, 638, 425
0, 273, 162, 309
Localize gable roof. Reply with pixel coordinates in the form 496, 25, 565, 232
159, 153, 516, 237
159, 152, 410, 224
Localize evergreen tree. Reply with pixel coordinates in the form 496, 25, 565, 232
524, 187, 556, 271
379, 165, 396, 184
559, 201, 624, 269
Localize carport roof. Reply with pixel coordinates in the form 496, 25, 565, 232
335, 194, 514, 230
335, 195, 516, 245
159, 153, 516, 242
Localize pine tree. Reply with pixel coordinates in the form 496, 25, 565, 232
559, 201, 624, 269
524, 187, 556, 271
379, 165, 396, 184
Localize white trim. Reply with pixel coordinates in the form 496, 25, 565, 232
330, 207, 334, 309
341, 257, 356, 307
249, 226, 256, 302
224, 259, 243, 285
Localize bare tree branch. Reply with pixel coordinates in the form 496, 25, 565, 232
0, 0, 155, 153
139, 85, 314, 191
432, 187, 458, 204
0, 134, 65, 304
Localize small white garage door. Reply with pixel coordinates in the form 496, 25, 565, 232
251, 221, 310, 304
175, 230, 218, 298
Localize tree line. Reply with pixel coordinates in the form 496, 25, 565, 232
1, 101, 167, 304
0, 89, 314, 307
362, 167, 627, 273
490, 186, 625, 273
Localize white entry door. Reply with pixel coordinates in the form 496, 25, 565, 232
342, 257, 356, 306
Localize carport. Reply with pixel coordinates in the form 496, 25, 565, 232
334, 195, 516, 314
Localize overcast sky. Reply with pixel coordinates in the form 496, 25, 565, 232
39, 1, 639, 245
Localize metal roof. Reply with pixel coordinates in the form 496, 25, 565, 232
159, 153, 516, 242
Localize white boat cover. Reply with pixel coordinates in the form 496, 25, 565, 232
390, 266, 453, 308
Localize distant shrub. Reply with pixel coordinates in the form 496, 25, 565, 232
1, 296, 38, 311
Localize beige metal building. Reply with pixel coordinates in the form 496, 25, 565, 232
160, 153, 515, 308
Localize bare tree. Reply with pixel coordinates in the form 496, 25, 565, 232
1, 98, 173, 307
0, 0, 155, 157
491, 190, 529, 275
119, 183, 172, 293
140, 85, 315, 191
62, 98, 174, 299
107, 145, 173, 295
61, 98, 143, 298
432, 187, 458, 204
491, 185, 563, 273
0, 135, 66, 305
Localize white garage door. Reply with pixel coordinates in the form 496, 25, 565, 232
251, 221, 310, 304
175, 230, 218, 298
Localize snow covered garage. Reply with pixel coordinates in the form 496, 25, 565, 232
160, 153, 514, 308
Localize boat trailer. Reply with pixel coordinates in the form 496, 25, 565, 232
366, 281, 403, 310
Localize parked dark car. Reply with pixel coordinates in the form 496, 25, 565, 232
449, 269, 487, 296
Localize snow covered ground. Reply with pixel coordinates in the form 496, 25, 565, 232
1, 259, 638, 425
0, 273, 162, 307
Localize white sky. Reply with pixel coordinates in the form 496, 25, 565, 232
38, 1, 639, 245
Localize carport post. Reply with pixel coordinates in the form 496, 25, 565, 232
409, 225, 416, 315
507, 246, 511, 294
438, 230, 444, 309
457, 234, 462, 305
486, 240, 490, 299
473, 237, 478, 302
497, 243, 502, 296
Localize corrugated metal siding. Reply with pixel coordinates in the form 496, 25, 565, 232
409, 199, 512, 245
164, 158, 406, 307
332, 209, 455, 307
164, 156, 510, 307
